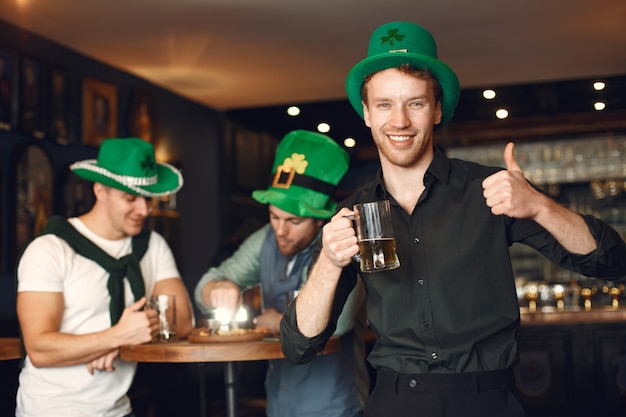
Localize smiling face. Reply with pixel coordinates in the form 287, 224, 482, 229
94, 183, 153, 239
268, 204, 323, 257
362, 67, 442, 169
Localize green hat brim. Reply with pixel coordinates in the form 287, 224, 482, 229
346, 53, 460, 127
252, 188, 336, 219
71, 160, 183, 197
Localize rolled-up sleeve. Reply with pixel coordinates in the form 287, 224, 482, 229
280, 268, 359, 364
280, 302, 336, 364
574, 214, 626, 280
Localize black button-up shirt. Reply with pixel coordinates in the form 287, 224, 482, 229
281, 148, 626, 374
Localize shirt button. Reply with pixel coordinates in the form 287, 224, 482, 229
417, 279, 424, 285
423, 321, 429, 327
408, 379, 417, 388
431, 352, 438, 360
413, 237, 420, 244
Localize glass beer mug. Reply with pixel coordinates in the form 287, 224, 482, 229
352, 200, 400, 273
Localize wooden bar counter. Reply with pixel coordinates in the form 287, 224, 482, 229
520, 306, 626, 325
515, 306, 626, 417
0, 337, 21, 361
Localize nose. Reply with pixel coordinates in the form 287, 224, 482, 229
390, 107, 410, 128
274, 220, 289, 237
135, 197, 153, 215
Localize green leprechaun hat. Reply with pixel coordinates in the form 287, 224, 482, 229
252, 130, 349, 219
345, 21, 460, 127
70, 137, 183, 197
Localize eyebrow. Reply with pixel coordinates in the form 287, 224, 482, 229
269, 210, 301, 222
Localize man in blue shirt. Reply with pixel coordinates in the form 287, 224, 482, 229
196, 130, 369, 417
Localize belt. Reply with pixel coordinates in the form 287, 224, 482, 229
376, 368, 514, 393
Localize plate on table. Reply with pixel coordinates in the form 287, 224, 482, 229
188, 327, 272, 343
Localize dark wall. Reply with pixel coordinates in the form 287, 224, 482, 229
0, 19, 224, 323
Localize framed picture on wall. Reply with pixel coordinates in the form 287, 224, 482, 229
129, 86, 158, 143
0, 159, 3, 272
49, 67, 71, 145
14, 142, 53, 265
0, 48, 14, 131
19, 56, 45, 138
82, 77, 117, 147
59, 163, 95, 218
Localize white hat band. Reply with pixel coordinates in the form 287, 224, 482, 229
69, 160, 158, 187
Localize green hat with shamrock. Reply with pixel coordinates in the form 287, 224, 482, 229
70, 137, 183, 197
252, 130, 349, 219
346, 21, 460, 127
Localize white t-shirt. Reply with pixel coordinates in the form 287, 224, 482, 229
16, 217, 181, 417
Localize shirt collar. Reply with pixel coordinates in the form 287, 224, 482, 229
372, 146, 451, 197
429, 147, 451, 185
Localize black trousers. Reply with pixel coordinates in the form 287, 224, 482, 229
364, 369, 525, 417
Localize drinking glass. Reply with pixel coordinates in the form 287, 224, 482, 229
351, 200, 400, 273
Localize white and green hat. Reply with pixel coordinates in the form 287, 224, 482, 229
252, 130, 349, 219
70, 137, 183, 197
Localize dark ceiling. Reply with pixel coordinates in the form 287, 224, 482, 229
1, 0, 625, 148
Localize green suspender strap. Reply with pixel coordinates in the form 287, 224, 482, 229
35, 215, 150, 325
15, 215, 150, 366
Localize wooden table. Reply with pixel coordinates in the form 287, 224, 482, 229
0, 337, 21, 361
120, 336, 339, 417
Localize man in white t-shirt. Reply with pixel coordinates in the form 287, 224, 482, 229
16, 137, 193, 417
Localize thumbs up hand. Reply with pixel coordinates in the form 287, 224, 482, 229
502, 141, 523, 173
482, 142, 542, 218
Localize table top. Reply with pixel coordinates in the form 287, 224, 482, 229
0, 337, 22, 361
120, 336, 339, 363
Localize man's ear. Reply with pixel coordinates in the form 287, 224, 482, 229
434, 102, 443, 126
92, 182, 107, 199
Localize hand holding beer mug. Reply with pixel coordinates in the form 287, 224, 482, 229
350, 200, 400, 273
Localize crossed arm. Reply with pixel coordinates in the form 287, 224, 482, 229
17, 277, 192, 374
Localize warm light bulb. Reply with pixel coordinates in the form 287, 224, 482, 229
482, 89, 496, 100
343, 137, 356, 148
495, 108, 509, 119
593, 81, 606, 91
317, 122, 330, 133
594, 101, 606, 111
287, 106, 300, 116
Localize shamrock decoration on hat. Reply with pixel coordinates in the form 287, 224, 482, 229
345, 21, 461, 127
252, 130, 350, 219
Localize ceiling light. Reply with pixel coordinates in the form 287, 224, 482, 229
317, 122, 330, 133
593, 81, 606, 91
482, 89, 496, 100
343, 137, 356, 148
594, 101, 606, 111
495, 108, 509, 119
287, 106, 300, 116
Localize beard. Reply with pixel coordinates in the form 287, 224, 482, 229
375, 133, 431, 168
